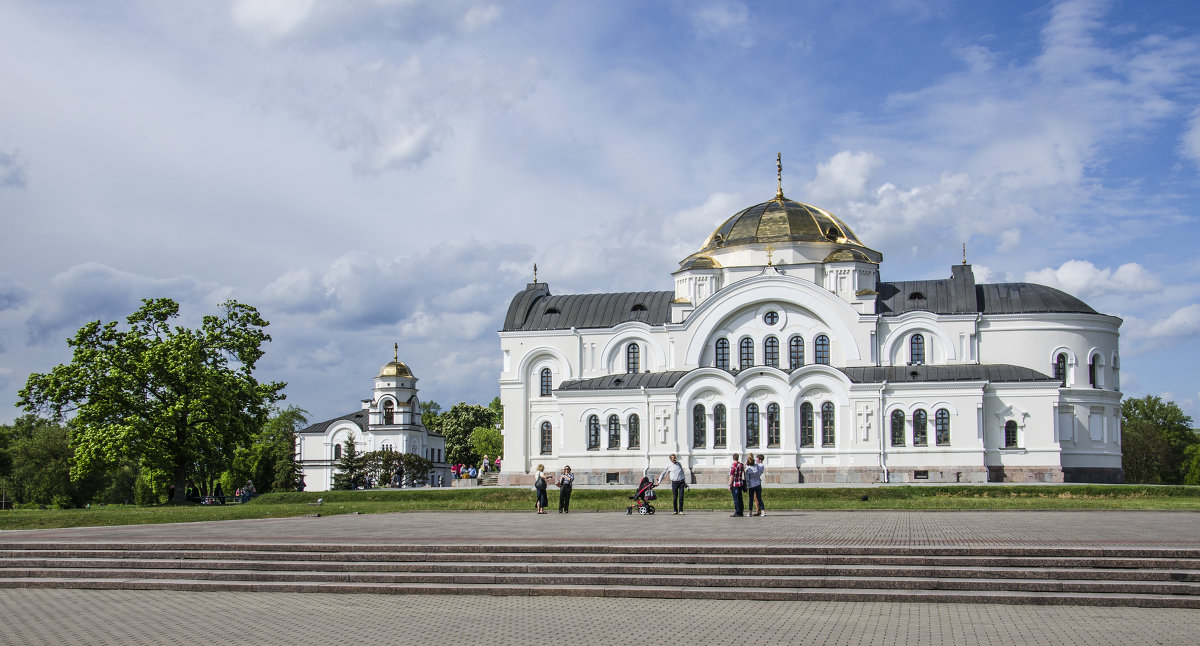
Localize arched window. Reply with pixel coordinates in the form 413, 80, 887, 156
381, 442, 393, 452
628, 414, 640, 449
913, 409, 928, 446
540, 368, 553, 397
334, 443, 342, 459
626, 343, 640, 374
714, 404, 727, 448
764, 336, 779, 368
739, 338, 755, 369
935, 409, 950, 445
891, 410, 906, 446
815, 335, 830, 365
608, 414, 621, 449
383, 400, 395, 425
540, 421, 552, 455
715, 338, 729, 371
800, 402, 814, 447
1004, 420, 1018, 448
910, 334, 925, 365
821, 402, 836, 446
692, 404, 706, 448
1089, 355, 1099, 388
767, 403, 780, 447
1053, 353, 1067, 386
789, 335, 804, 369
587, 415, 600, 450
745, 403, 760, 447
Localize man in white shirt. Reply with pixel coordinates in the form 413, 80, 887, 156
656, 453, 687, 515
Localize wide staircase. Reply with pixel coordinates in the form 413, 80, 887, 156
1, 542, 1198, 607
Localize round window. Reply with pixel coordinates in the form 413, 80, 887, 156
763, 311, 779, 325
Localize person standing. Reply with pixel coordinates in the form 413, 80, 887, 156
557, 465, 574, 513
656, 454, 688, 515
746, 454, 765, 516
728, 453, 745, 517
534, 464, 550, 514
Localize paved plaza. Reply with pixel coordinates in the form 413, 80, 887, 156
2, 509, 1200, 645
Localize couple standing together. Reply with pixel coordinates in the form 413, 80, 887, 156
729, 453, 765, 517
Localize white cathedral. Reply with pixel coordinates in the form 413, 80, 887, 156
296, 350, 448, 491
498, 167, 1123, 485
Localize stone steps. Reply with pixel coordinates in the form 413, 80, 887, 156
2, 542, 1199, 607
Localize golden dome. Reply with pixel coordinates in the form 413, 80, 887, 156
701, 197, 867, 250
377, 360, 415, 380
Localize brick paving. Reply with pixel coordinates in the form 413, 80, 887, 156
2, 510, 1200, 645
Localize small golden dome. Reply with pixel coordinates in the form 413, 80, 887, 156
377, 360, 414, 380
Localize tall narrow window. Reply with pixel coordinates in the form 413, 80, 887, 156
587, 415, 600, 450
714, 404, 727, 448
767, 403, 780, 447
540, 421, 552, 454
540, 368, 553, 396
935, 409, 950, 445
913, 409, 928, 446
891, 410, 906, 446
715, 338, 730, 370
334, 444, 342, 459
626, 343, 640, 373
910, 334, 925, 365
745, 403, 760, 447
1004, 420, 1018, 448
1089, 356, 1098, 388
740, 337, 755, 369
383, 401, 395, 425
1053, 353, 1067, 386
692, 404, 706, 448
608, 414, 620, 449
789, 335, 804, 369
800, 402, 814, 447
821, 402, 836, 447
815, 335, 830, 365
628, 414, 640, 449
764, 336, 779, 368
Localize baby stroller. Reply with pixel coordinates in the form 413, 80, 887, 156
626, 477, 657, 515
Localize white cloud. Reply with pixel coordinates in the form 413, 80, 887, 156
1024, 260, 1162, 298
230, 0, 315, 43
1183, 106, 1200, 170
688, 1, 751, 44
0, 147, 27, 189
805, 152, 885, 205
25, 264, 231, 345
1142, 304, 1200, 340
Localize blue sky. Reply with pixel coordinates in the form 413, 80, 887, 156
1, 0, 1199, 425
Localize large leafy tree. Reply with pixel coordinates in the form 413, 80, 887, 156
1121, 395, 1198, 484
18, 298, 285, 503
439, 402, 498, 466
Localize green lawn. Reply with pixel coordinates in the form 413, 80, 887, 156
3, 485, 1199, 530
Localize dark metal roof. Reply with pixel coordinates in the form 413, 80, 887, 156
976, 283, 1097, 315
876, 264, 1096, 316
839, 364, 1058, 384
556, 371, 692, 392
503, 283, 674, 331
298, 410, 367, 435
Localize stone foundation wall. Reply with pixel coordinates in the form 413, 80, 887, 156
1062, 467, 1125, 484
986, 466, 1065, 483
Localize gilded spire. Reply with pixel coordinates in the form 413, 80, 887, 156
533, 263, 538, 283
393, 342, 398, 362
776, 152, 784, 200
962, 243, 967, 265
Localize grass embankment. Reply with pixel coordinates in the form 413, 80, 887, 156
2, 485, 1199, 531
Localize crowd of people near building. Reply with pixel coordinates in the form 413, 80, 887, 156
450, 455, 500, 480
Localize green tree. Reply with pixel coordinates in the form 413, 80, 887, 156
470, 426, 503, 461
1, 416, 101, 507
421, 400, 443, 433
332, 433, 366, 490
18, 298, 285, 503
439, 402, 498, 466
1121, 396, 1198, 484
228, 406, 308, 494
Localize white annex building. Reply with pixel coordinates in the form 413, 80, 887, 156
297, 351, 447, 491
498, 170, 1123, 486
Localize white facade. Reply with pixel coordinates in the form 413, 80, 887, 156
297, 357, 447, 491
498, 192, 1123, 485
